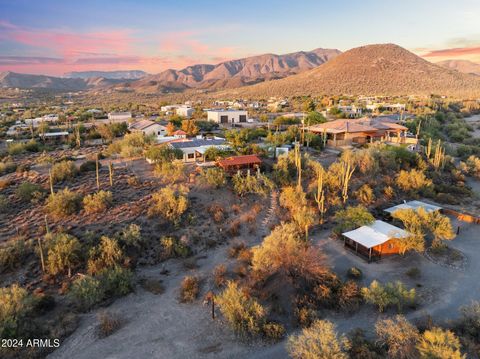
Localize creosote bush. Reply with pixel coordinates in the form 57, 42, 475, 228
45, 188, 82, 218
0, 284, 38, 339
148, 187, 188, 224
199, 167, 226, 188
83, 190, 113, 214
51, 161, 78, 183
16, 182, 44, 202
160, 236, 191, 258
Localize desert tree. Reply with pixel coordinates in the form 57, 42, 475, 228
416, 327, 465, 359
251, 222, 326, 282
287, 319, 348, 359
148, 187, 189, 224
334, 205, 374, 233
375, 315, 419, 359
46, 233, 81, 277
216, 281, 266, 337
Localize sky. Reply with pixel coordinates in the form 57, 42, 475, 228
0, 0, 479, 76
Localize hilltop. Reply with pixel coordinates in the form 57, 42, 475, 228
218, 44, 480, 98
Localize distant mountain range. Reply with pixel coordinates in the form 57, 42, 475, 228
0, 71, 126, 91
2, 45, 480, 97
436, 59, 480, 76
126, 48, 341, 93
219, 44, 480, 98
65, 70, 147, 80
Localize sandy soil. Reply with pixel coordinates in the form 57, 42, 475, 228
48, 189, 480, 359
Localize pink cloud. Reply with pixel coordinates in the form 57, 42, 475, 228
422, 46, 480, 57
0, 20, 134, 60
0, 20, 247, 75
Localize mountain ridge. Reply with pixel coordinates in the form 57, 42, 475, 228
216, 44, 480, 98
127, 48, 341, 92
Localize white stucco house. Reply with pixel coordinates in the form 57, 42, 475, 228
176, 106, 194, 118
169, 137, 227, 162
129, 119, 167, 137
207, 109, 248, 124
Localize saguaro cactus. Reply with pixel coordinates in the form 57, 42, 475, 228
96, 154, 100, 190
313, 169, 327, 224
109, 162, 114, 186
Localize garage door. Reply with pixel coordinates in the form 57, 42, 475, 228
220, 115, 228, 124
239, 115, 247, 123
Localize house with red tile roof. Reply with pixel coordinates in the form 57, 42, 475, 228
307, 117, 416, 147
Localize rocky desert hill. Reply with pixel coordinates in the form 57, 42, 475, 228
437, 59, 480, 76
218, 44, 480, 98
126, 48, 341, 93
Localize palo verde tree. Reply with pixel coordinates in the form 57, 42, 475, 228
45, 232, 82, 277
287, 319, 348, 359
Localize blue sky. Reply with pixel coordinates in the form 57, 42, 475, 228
1, 0, 479, 75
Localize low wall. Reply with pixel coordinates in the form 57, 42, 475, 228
443, 208, 480, 224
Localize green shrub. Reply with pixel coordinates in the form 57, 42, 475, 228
45, 188, 82, 218
216, 281, 266, 336
0, 239, 28, 273
0, 284, 36, 338
118, 224, 144, 249
232, 172, 273, 197
46, 233, 81, 277
79, 160, 99, 172
179, 276, 199, 303
160, 236, 191, 258
50, 161, 78, 183
83, 190, 113, 214
406, 267, 421, 279
16, 182, 44, 202
361, 280, 415, 312
199, 167, 227, 188
0, 195, 8, 213
347, 267, 363, 280
0, 161, 16, 175
154, 160, 186, 183
69, 275, 104, 311
148, 187, 188, 224
263, 322, 286, 341
7, 142, 26, 155
99, 266, 134, 297
87, 236, 124, 275
334, 205, 374, 233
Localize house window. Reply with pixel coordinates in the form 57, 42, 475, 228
187, 153, 195, 159
388, 243, 394, 249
